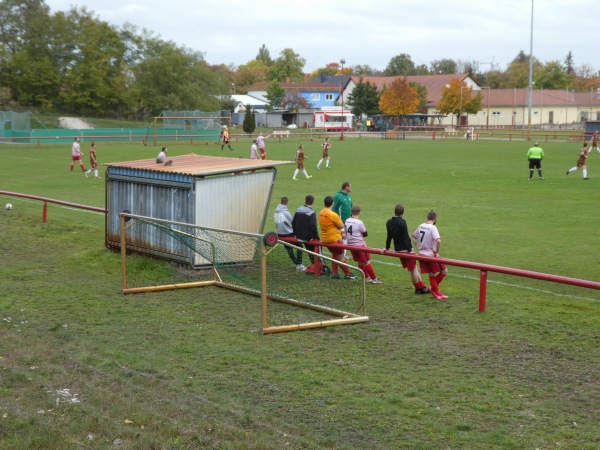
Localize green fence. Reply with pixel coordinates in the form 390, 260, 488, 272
3, 128, 220, 144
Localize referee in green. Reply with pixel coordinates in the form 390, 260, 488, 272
527, 142, 544, 180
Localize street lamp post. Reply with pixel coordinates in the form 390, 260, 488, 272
445, 84, 453, 128
482, 87, 491, 128
459, 86, 466, 129
340, 58, 345, 141
231, 83, 235, 95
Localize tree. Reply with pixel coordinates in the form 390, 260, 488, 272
0, 0, 60, 109
436, 79, 483, 126
266, 48, 306, 82
256, 44, 273, 67
378, 77, 420, 116
414, 64, 431, 75
564, 51, 575, 75
265, 80, 285, 111
308, 63, 338, 80
130, 38, 222, 116
430, 58, 457, 74
346, 78, 380, 117
505, 51, 542, 88
281, 91, 310, 112
242, 104, 256, 134
353, 64, 379, 76
534, 60, 571, 89
384, 53, 415, 76
234, 59, 268, 93
410, 82, 428, 113
57, 7, 128, 116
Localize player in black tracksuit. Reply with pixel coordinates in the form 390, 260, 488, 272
292, 195, 320, 267
385, 204, 429, 294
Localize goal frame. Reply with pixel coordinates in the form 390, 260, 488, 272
119, 213, 369, 334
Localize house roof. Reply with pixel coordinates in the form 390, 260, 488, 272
104, 153, 293, 176
479, 89, 600, 108
230, 94, 268, 106
352, 74, 476, 104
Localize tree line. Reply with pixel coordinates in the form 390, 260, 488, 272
1, 0, 598, 120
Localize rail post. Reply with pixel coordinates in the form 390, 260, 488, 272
42, 201, 48, 223
479, 270, 488, 312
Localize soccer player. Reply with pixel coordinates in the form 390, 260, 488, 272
345, 206, 382, 283
256, 132, 270, 160
85, 143, 100, 179
292, 194, 321, 270
591, 138, 600, 154
319, 195, 355, 279
412, 210, 448, 300
527, 142, 544, 180
316, 137, 331, 169
385, 203, 429, 294
220, 126, 233, 151
156, 147, 168, 163
250, 140, 259, 160
333, 181, 353, 223
292, 144, 312, 180
273, 197, 301, 268
566, 142, 591, 180
70, 137, 85, 172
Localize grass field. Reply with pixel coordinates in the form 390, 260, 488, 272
1, 135, 599, 449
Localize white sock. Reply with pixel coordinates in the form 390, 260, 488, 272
293, 169, 298, 178
303, 170, 310, 178
568, 167, 577, 173
85, 169, 91, 175
583, 169, 587, 178
317, 160, 321, 168
94, 170, 99, 177
326, 161, 329, 168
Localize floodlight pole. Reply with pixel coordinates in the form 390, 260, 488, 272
483, 87, 491, 128
527, 0, 534, 139
340, 58, 346, 141
459, 86, 465, 129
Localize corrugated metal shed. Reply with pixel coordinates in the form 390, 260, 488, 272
104, 154, 293, 266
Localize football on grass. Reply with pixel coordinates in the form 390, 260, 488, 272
5, 203, 13, 210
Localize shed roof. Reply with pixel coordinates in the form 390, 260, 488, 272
104, 153, 293, 176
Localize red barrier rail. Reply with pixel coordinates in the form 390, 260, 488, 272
278, 237, 600, 312
0, 190, 106, 222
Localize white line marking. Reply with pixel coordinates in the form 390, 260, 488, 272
373, 259, 600, 303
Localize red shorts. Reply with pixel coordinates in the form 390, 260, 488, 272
350, 250, 370, 265
419, 259, 446, 275
325, 239, 344, 259
260, 148, 266, 160
72, 155, 82, 161
399, 256, 417, 271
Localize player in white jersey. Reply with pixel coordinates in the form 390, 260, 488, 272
345, 206, 382, 283
412, 210, 448, 300
256, 132, 270, 159
70, 137, 85, 172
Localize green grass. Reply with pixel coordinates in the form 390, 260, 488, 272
1, 136, 599, 449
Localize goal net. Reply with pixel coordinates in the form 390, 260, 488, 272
119, 213, 368, 334
144, 110, 231, 146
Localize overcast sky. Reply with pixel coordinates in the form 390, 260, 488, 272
45, 0, 598, 74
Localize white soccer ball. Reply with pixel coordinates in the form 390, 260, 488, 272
5, 203, 13, 210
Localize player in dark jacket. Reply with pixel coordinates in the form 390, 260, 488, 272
385, 203, 429, 294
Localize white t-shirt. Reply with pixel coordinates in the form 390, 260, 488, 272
250, 143, 259, 159
345, 217, 367, 246
256, 135, 266, 149
412, 222, 440, 256
72, 141, 81, 156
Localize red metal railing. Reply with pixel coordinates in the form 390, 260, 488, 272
0, 190, 106, 222
278, 237, 600, 312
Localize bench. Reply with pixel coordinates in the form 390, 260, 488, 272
273, 130, 291, 139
